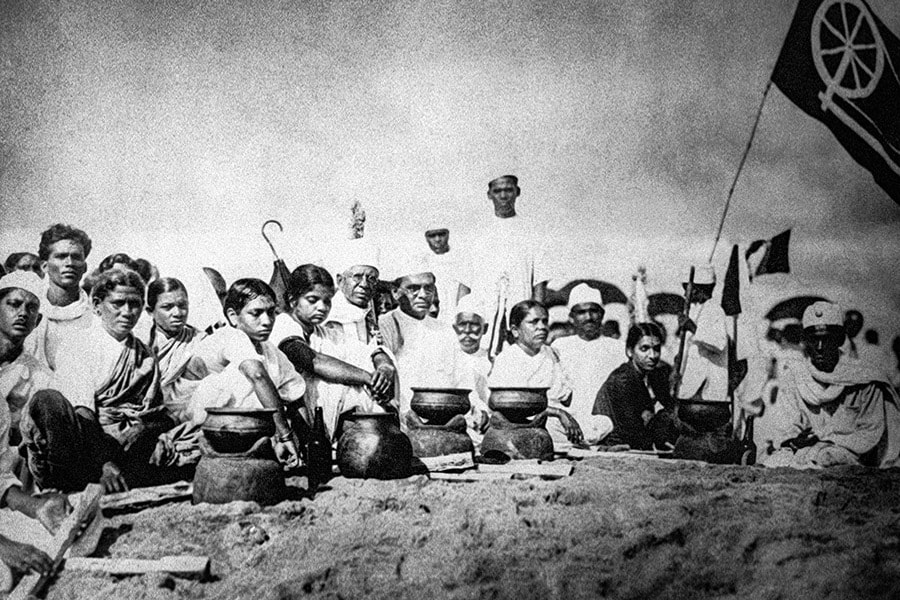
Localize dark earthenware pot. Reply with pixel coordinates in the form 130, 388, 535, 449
336, 412, 412, 479
488, 387, 549, 423
201, 407, 276, 454
193, 456, 286, 505
410, 387, 471, 425
677, 399, 731, 433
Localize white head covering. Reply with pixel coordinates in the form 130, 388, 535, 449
802, 301, 843, 329
330, 238, 381, 274
455, 294, 486, 321
683, 265, 716, 285
0, 270, 44, 301
425, 221, 449, 234
384, 252, 432, 283
567, 283, 604, 309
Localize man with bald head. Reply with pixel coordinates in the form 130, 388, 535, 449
763, 301, 900, 468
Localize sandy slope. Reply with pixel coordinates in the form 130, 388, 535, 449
30, 456, 900, 600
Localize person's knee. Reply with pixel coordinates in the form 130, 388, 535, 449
26, 389, 70, 418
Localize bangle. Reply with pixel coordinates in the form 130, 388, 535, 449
275, 431, 293, 443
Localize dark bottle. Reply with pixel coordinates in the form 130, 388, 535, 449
307, 406, 333, 489
741, 416, 757, 466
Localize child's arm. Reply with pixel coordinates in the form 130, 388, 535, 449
238, 359, 300, 466
546, 406, 584, 445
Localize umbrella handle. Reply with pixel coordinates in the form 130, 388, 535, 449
261, 220, 283, 261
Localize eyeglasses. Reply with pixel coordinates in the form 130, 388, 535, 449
348, 272, 379, 286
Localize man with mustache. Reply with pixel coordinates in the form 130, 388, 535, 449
24, 224, 94, 371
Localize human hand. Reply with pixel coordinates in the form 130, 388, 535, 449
558, 410, 584, 446
273, 436, 301, 468
35, 494, 72, 535
0, 537, 54, 577
369, 364, 395, 399
100, 462, 128, 494
120, 421, 147, 451
641, 410, 654, 427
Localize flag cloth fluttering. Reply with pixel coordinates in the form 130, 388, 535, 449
772, 0, 900, 203
745, 229, 791, 281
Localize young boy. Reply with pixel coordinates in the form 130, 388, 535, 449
187, 279, 305, 466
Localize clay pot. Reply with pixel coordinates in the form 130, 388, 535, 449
410, 387, 471, 425
201, 407, 276, 454
488, 387, 549, 423
193, 455, 286, 505
336, 412, 412, 479
677, 399, 731, 433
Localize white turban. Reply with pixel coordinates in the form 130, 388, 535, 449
567, 283, 604, 309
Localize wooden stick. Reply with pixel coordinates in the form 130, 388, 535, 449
477, 461, 573, 478
100, 481, 193, 512
65, 556, 210, 579
9, 484, 103, 600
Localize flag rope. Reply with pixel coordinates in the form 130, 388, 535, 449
708, 78, 774, 263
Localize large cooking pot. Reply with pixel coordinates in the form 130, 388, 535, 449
677, 399, 731, 433
488, 387, 549, 423
410, 387, 471, 424
202, 407, 277, 454
336, 412, 412, 479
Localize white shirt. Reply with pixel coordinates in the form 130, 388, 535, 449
553, 335, 625, 422
52, 326, 134, 411
24, 287, 94, 371
679, 302, 729, 401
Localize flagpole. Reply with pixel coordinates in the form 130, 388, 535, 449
708, 78, 774, 263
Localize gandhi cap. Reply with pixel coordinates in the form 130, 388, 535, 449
0, 271, 44, 301
568, 283, 604, 309
455, 294, 486, 321
802, 301, 843, 329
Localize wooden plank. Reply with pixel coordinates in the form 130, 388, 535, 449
101, 481, 193, 512
477, 460, 573, 478
9, 483, 103, 600
65, 556, 210, 579
419, 452, 475, 472
429, 471, 512, 482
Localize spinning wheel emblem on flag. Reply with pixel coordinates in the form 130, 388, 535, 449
811, 0, 884, 100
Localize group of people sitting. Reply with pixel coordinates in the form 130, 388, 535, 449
1, 176, 899, 582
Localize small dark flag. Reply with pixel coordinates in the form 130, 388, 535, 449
745, 229, 791, 281
269, 259, 292, 314
772, 0, 900, 204
721, 244, 742, 317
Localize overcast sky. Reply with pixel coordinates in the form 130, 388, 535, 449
1, 0, 898, 335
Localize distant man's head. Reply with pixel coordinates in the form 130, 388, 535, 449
843, 309, 863, 339
395, 272, 436, 320
567, 284, 605, 341
4, 252, 43, 278
425, 228, 450, 255
803, 301, 846, 373
682, 265, 715, 304
38, 224, 92, 292
487, 175, 520, 217
336, 264, 380, 309
0, 271, 44, 345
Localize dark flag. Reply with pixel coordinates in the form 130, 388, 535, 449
745, 229, 791, 280
721, 244, 743, 317
772, 0, 900, 203
269, 259, 292, 314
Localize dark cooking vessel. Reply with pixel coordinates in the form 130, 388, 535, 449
488, 387, 549, 423
337, 412, 412, 479
410, 387, 471, 424
677, 399, 731, 433
202, 407, 277, 454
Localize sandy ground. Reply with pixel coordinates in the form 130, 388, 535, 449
19, 455, 900, 600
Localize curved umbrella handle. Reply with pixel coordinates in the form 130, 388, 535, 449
261, 220, 283, 261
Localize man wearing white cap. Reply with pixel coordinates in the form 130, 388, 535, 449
0, 271, 70, 589
552, 283, 624, 434
25, 224, 94, 371
675, 265, 729, 403
423, 224, 471, 324
762, 301, 900, 468
453, 295, 491, 433
379, 257, 464, 417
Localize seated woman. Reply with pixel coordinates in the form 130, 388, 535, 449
145, 278, 206, 422
593, 322, 674, 450
489, 300, 608, 446
21, 269, 175, 493
270, 264, 389, 441
186, 279, 304, 467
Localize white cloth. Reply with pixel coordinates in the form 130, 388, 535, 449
458, 348, 491, 415
187, 326, 306, 425
424, 250, 471, 324
378, 310, 465, 416
0, 351, 52, 434
489, 343, 612, 445
678, 302, 728, 401
51, 326, 135, 412
269, 314, 381, 439
24, 287, 94, 371
552, 335, 625, 424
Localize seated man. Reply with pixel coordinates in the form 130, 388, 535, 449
21, 269, 174, 493
25, 224, 95, 371
452, 295, 491, 433
763, 301, 900, 469
0, 271, 70, 588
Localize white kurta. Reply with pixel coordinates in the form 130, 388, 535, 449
52, 326, 138, 412
678, 302, 729, 401
24, 287, 94, 371
0, 351, 52, 435
552, 335, 625, 425
424, 250, 471, 324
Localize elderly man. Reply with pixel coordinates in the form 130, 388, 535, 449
472, 175, 548, 357
379, 259, 464, 417
452, 295, 491, 432
25, 224, 94, 370
552, 284, 624, 431
674, 265, 728, 402
423, 224, 471, 323
0, 271, 70, 588
763, 301, 900, 469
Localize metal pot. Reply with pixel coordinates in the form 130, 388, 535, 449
488, 387, 549, 423
336, 412, 412, 479
676, 399, 731, 433
201, 407, 276, 454
410, 387, 471, 424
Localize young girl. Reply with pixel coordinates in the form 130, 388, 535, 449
270, 264, 387, 440
593, 322, 673, 450
187, 278, 305, 466
489, 300, 611, 446
145, 278, 206, 422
